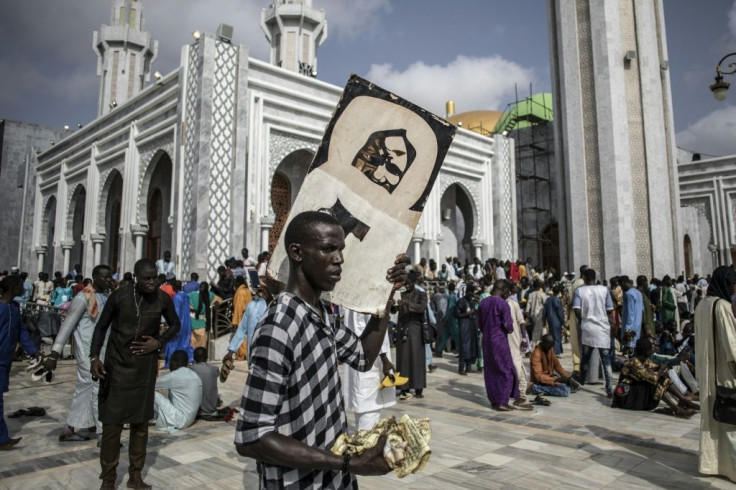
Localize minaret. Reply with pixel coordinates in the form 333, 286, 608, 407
93, 0, 158, 116
261, 0, 328, 77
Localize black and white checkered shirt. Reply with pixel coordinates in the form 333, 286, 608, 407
235, 292, 367, 489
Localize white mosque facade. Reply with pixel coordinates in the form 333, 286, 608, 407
27, 0, 517, 281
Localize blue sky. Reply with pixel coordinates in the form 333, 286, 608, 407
1, 0, 734, 156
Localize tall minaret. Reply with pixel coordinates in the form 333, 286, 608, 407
548, 0, 680, 279
261, 0, 328, 76
93, 0, 158, 116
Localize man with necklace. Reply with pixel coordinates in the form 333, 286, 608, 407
90, 259, 181, 490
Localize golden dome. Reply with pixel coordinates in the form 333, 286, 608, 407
446, 110, 503, 136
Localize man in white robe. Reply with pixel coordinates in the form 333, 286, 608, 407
695, 267, 736, 483
44, 264, 112, 443
506, 290, 530, 405
341, 309, 396, 430
153, 351, 202, 433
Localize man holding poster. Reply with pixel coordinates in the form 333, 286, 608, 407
236, 77, 455, 488
268, 75, 456, 316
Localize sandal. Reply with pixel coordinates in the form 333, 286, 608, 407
59, 431, 90, 442
492, 405, 513, 412
674, 407, 695, 419
533, 395, 551, 406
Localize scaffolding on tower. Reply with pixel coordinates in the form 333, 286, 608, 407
494, 86, 557, 271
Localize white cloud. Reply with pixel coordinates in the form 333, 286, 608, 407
676, 105, 736, 157
365, 55, 536, 116
318, 0, 392, 40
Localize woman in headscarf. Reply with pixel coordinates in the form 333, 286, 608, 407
695, 266, 736, 482
611, 337, 696, 416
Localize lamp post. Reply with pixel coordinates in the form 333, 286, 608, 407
710, 52, 736, 101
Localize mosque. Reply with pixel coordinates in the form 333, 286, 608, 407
2, 0, 727, 281
18, 0, 517, 281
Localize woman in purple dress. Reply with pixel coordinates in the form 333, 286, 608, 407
477, 280, 519, 411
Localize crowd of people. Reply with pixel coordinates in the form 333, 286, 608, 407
2, 229, 736, 486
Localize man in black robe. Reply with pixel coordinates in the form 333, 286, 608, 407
90, 259, 181, 490
395, 270, 428, 400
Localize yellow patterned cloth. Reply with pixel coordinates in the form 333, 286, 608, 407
331, 414, 431, 478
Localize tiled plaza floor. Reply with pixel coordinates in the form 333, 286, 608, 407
2, 349, 734, 489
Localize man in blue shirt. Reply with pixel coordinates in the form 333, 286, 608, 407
182, 272, 200, 294
621, 275, 643, 349
1, 275, 40, 449
223, 280, 274, 365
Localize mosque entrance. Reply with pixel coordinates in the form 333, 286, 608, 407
269, 149, 314, 252
145, 152, 172, 261
42, 197, 56, 274
683, 234, 692, 278
103, 171, 123, 272
440, 184, 474, 262
270, 173, 290, 253
70, 187, 87, 274
539, 223, 560, 275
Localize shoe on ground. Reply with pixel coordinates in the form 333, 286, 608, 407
458, 370, 467, 376
512, 400, 534, 411
100, 481, 116, 490
533, 395, 551, 406
126, 471, 151, 489
398, 392, 414, 401
428, 364, 437, 373
0, 437, 22, 450
415, 393, 424, 399
492, 404, 513, 412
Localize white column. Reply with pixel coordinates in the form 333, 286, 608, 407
35, 246, 47, 275
260, 225, 272, 254
433, 237, 441, 264
90, 233, 106, 266
60, 240, 74, 276
472, 240, 484, 260
411, 236, 423, 264
130, 224, 148, 262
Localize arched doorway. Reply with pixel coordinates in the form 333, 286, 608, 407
69, 186, 86, 275
439, 184, 475, 262
144, 152, 172, 261
147, 188, 164, 261
269, 149, 313, 252
270, 173, 290, 253
539, 223, 561, 276
102, 171, 123, 271
684, 234, 692, 278
42, 197, 57, 274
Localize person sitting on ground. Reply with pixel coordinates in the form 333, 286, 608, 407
611, 337, 698, 417
529, 333, 580, 399
153, 350, 202, 433
188, 347, 220, 417
659, 319, 677, 355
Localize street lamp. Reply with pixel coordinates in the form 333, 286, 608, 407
710, 52, 736, 101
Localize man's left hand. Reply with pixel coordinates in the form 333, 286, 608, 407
381, 357, 396, 378
131, 335, 159, 355
386, 255, 410, 288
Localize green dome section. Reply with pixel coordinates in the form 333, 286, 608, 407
494, 93, 553, 134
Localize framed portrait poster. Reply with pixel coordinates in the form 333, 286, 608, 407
268, 75, 457, 314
